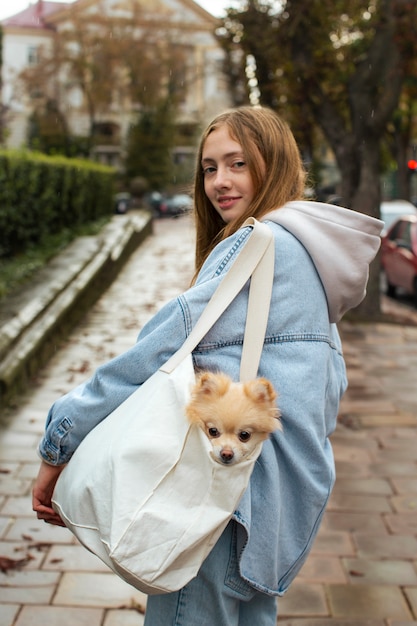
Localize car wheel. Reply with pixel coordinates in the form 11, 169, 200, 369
386, 280, 397, 299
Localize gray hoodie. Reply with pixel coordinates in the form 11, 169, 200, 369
266, 200, 384, 323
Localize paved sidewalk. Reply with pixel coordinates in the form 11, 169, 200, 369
0, 216, 417, 626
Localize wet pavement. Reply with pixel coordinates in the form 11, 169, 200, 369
0, 215, 416, 625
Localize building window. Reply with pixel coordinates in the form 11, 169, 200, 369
28, 46, 40, 66
92, 122, 120, 146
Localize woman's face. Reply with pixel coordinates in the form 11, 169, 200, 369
201, 125, 259, 223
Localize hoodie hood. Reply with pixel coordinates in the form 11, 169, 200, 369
265, 201, 384, 323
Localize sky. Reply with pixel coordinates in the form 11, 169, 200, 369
0, 0, 230, 21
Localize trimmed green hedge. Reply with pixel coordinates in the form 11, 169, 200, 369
0, 150, 115, 257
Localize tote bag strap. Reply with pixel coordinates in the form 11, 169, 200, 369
160, 217, 275, 381
239, 225, 274, 381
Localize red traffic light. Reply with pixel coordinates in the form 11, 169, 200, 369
408, 159, 417, 170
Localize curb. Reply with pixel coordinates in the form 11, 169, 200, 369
0, 210, 153, 410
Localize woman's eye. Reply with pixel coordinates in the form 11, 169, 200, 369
208, 427, 220, 438
238, 431, 251, 442
202, 166, 216, 176
233, 160, 246, 169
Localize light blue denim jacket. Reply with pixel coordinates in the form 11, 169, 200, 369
38, 201, 383, 595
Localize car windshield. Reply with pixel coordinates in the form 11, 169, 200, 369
380, 201, 417, 233
383, 212, 405, 231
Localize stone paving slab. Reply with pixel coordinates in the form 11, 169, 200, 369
342, 558, 417, 585
279, 618, 386, 626
353, 534, 417, 559
13, 606, 104, 626
278, 582, 329, 617
0, 216, 416, 625
53, 572, 147, 608
324, 511, 389, 534
296, 555, 347, 583
104, 611, 145, 626
327, 584, 412, 620
42, 544, 109, 572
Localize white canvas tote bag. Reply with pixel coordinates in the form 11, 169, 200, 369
52, 218, 275, 595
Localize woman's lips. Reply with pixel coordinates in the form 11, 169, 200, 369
218, 196, 240, 209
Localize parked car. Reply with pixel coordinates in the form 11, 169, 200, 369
380, 200, 417, 235
381, 214, 417, 306
114, 192, 132, 214
144, 191, 165, 216
159, 193, 193, 217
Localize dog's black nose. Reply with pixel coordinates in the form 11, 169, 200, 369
220, 449, 234, 463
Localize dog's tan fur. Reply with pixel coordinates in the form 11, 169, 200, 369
186, 372, 281, 465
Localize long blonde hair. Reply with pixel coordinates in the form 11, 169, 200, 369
192, 106, 306, 278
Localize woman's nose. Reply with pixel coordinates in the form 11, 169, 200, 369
214, 166, 231, 189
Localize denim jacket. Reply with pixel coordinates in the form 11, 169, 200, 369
38, 201, 383, 595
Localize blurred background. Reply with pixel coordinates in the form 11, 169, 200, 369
1, 0, 417, 319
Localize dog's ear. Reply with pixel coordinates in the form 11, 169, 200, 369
244, 378, 277, 404
245, 378, 282, 431
194, 372, 230, 397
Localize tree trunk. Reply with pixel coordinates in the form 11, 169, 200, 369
350, 254, 382, 321
351, 138, 381, 218
349, 137, 383, 319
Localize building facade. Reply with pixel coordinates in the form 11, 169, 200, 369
1, 0, 232, 169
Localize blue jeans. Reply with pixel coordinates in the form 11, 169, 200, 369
144, 521, 278, 626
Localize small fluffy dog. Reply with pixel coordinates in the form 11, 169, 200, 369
186, 371, 281, 465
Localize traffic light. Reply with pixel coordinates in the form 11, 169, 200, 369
408, 159, 417, 171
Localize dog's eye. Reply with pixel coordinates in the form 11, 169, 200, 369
238, 431, 251, 442
208, 427, 220, 438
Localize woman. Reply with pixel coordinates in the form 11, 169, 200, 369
33, 106, 383, 625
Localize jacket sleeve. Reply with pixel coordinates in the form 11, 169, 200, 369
38, 296, 189, 465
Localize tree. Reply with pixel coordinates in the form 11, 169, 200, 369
27, 99, 69, 154
126, 100, 176, 189
217, 1, 318, 161
219, 0, 417, 319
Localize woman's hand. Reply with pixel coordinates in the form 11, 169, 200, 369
32, 461, 66, 526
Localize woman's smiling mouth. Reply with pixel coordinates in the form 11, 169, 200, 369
218, 196, 241, 209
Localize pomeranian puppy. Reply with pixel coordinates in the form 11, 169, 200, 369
186, 371, 281, 465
